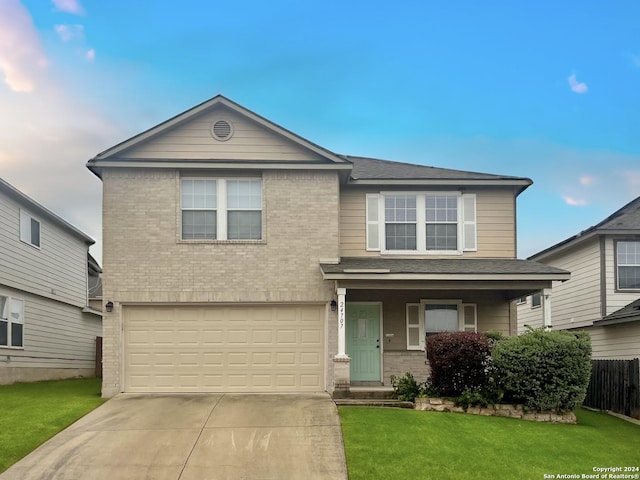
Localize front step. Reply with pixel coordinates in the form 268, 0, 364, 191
332, 385, 407, 408
333, 386, 396, 400
334, 398, 414, 409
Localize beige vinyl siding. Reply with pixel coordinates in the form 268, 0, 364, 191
587, 323, 640, 360
0, 286, 101, 370
540, 238, 602, 329
603, 237, 640, 315
475, 190, 516, 257
123, 107, 327, 162
339, 188, 516, 258
516, 296, 544, 333
0, 191, 88, 307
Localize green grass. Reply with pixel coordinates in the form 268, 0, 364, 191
339, 407, 640, 480
0, 377, 106, 472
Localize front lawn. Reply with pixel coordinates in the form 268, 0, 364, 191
339, 407, 640, 480
0, 377, 106, 472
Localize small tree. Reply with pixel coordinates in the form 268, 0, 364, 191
491, 329, 591, 413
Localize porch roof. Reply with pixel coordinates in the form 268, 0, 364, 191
320, 257, 570, 281
594, 298, 640, 326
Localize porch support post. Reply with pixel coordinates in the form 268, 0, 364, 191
332, 287, 351, 397
543, 288, 552, 330
336, 288, 348, 358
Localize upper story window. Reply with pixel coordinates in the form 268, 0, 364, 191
367, 192, 476, 254
0, 295, 24, 348
181, 178, 262, 241
617, 241, 640, 290
20, 210, 40, 248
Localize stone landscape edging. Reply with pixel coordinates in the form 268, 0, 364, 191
414, 397, 576, 424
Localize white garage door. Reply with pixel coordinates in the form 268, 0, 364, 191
124, 304, 325, 393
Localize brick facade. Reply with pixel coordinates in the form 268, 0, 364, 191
100, 168, 340, 396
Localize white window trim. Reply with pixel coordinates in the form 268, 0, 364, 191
0, 294, 24, 349
19, 210, 41, 249
616, 240, 640, 291
405, 299, 477, 350
367, 191, 476, 255
180, 177, 262, 241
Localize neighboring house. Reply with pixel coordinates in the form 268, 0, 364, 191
87, 95, 568, 397
0, 178, 102, 384
88, 253, 103, 312
517, 196, 640, 360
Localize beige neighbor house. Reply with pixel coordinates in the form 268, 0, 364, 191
87, 95, 569, 398
0, 178, 102, 384
517, 196, 640, 360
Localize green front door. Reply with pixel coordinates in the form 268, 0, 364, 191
346, 303, 381, 382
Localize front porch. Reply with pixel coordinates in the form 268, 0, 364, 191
322, 257, 570, 396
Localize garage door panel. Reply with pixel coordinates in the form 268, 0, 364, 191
124, 305, 325, 393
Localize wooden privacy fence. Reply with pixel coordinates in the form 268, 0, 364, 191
95, 336, 103, 378
583, 358, 639, 419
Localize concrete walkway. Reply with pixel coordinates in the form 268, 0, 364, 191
1, 393, 348, 480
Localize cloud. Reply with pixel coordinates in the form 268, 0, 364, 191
0, 0, 48, 92
55, 24, 84, 42
625, 53, 640, 70
563, 196, 588, 206
568, 74, 588, 94
85, 48, 95, 61
579, 175, 596, 186
52, 0, 85, 15
622, 170, 640, 196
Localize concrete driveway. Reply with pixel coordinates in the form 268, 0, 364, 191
0, 393, 348, 480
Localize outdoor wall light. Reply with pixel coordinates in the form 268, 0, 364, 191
105, 301, 114, 313
330, 300, 337, 311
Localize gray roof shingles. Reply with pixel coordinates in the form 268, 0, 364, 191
531, 196, 640, 259
345, 156, 532, 182
320, 257, 568, 276
596, 298, 640, 325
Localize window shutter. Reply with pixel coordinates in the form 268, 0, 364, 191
461, 194, 477, 251
366, 194, 381, 251
406, 303, 423, 350
462, 304, 477, 332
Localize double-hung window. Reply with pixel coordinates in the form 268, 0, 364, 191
385, 195, 417, 250
181, 178, 262, 241
426, 195, 458, 250
617, 241, 640, 290
20, 210, 40, 248
226, 180, 262, 240
182, 179, 217, 240
406, 301, 477, 350
0, 295, 24, 348
367, 192, 476, 253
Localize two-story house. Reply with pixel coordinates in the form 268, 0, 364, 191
0, 178, 102, 384
517, 197, 640, 360
87, 95, 568, 397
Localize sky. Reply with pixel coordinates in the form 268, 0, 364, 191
1, 0, 639, 265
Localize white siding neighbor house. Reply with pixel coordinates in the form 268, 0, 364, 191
0, 178, 102, 384
516, 196, 640, 360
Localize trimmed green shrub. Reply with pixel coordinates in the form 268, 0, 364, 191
390, 372, 421, 402
491, 329, 591, 413
426, 332, 492, 397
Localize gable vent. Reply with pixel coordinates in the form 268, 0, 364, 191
211, 119, 233, 141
